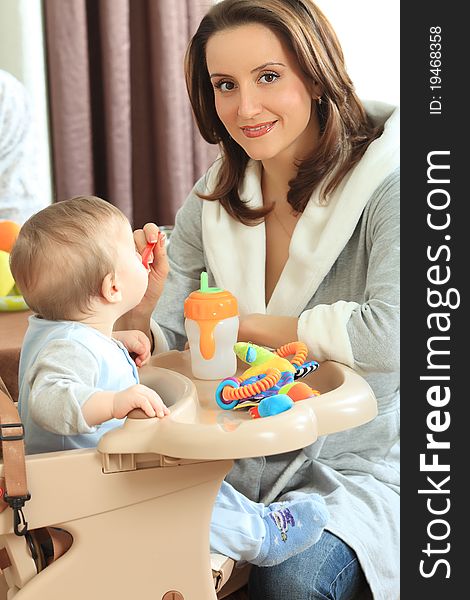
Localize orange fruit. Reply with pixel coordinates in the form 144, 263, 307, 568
0, 220, 21, 253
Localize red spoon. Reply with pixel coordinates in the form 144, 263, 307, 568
141, 241, 157, 270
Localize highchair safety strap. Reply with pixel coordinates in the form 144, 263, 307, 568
0, 387, 30, 537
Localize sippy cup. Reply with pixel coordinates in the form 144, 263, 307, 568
184, 272, 239, 380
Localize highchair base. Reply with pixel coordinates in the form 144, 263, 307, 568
0, 449, 232, 600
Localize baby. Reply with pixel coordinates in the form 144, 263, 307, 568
10, 196, 328, 567
11, 195, 169, 454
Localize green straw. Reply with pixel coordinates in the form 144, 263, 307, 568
200, 271, 222, 293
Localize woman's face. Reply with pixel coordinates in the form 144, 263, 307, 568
206, 23, 320, 164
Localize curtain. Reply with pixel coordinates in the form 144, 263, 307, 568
43, 0, 217, 228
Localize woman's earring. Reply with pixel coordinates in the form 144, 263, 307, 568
317, 96, 322, 105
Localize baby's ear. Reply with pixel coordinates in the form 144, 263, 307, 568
101, 272, 122, 303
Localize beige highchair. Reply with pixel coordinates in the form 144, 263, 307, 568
0, 350, 377, 600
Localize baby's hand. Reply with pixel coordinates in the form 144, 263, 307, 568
113, 330, 151, 367
112, 384, 170, 419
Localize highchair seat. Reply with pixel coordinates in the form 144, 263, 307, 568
0, 351, 377, 600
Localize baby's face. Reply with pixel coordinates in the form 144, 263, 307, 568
114, 220, 149, 312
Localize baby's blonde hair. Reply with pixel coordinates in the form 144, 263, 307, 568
10, 196, 129, 321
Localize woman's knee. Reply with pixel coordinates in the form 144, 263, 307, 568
248, 531, 369, 600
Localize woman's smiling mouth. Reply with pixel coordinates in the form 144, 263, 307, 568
240, 121, 277, 138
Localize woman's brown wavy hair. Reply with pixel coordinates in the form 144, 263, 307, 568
185, 0, 383, 225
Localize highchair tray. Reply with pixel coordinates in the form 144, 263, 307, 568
98, 350, 377, 461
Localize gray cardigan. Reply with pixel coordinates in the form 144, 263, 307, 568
153, 102, 400, 599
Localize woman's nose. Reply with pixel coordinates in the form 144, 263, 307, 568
237, 86, 262, 119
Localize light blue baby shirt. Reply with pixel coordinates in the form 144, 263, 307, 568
18, 316, 139, 454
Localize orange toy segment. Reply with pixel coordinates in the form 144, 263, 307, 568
278, 382, 296, 395
0, 220, 21, 253
275, 341, 308, 366
222, 368, 282, 401
285, 382, 320, 402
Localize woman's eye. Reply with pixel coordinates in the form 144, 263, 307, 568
259, 72, 279, 84
215, 80, 235, 92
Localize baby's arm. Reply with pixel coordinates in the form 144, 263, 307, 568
28, 340, 168, 436
81, 384, 169, 426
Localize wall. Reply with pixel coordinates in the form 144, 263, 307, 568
0, 0, 24, 79
314, 0, 400, 105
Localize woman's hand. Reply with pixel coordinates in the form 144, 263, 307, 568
134, 224, 170, 314
115, 224, 169, 342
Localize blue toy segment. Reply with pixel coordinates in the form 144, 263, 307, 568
246, 346, 257, 363
258, 394, 293, 417
215, 378, 240, 410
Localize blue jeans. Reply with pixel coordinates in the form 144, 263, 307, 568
248, 530, 371, 600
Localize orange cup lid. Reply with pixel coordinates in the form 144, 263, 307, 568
184, 272, 238, 320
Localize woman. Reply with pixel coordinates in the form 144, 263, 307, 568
121, 1, 400, 598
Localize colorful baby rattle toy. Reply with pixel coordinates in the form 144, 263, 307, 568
215, 341, 320, 418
